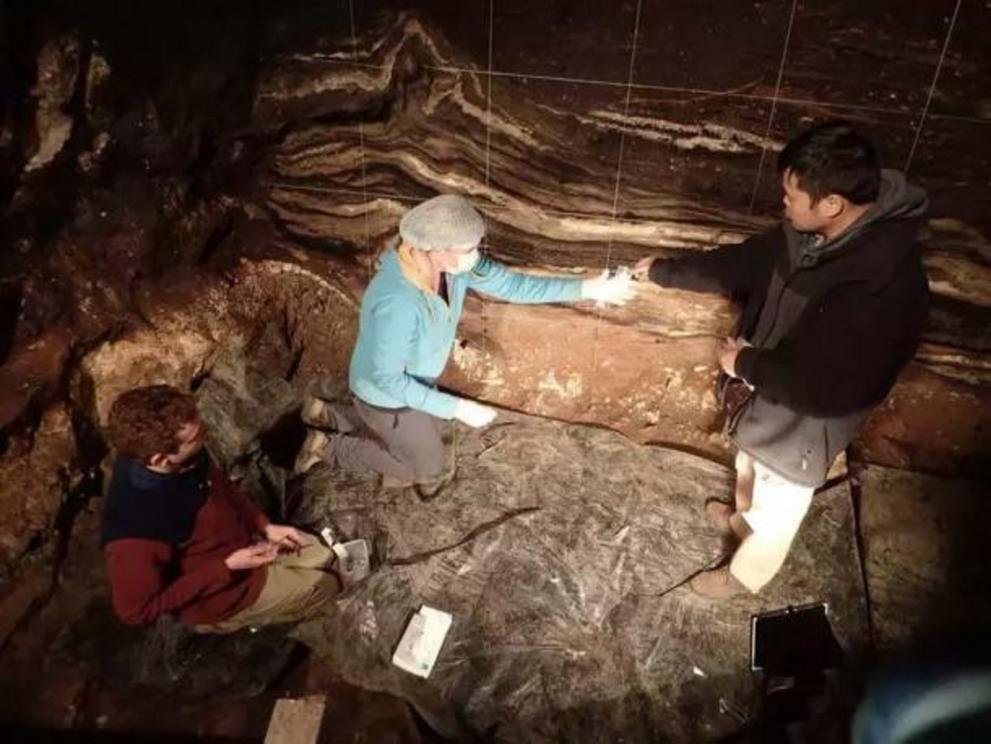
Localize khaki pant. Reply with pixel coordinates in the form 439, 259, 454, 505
729, 451, 815, 593
197, 538, 339, 633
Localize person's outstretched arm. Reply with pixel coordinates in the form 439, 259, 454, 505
465, 255, 583, 304
638, 228, 781, 300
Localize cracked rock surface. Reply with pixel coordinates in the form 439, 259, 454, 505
184, 345, 869, 742
266, 408, 868, 742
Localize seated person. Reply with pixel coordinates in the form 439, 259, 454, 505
102, 384, 361, 632
294, 194, 634, 496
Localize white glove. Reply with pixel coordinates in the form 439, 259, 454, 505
581, 268, 636, 306
453, 398, 497, 428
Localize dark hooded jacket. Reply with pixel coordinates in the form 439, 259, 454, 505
650, 169, 929, 485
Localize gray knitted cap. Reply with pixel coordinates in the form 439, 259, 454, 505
398, 194, 485, 251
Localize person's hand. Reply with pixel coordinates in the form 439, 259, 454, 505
453, 398, 497, 428
581, 269, 636, 305
719, 337, 750, 377
225, 542, 279, 571
264, 524, 307, 553
632, 255, 658, 281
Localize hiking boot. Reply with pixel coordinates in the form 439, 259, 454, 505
689, 566, 749, 599
414, 479, 446, 503
704, 499, 752, 540
294, 429, 329, 474
705, 499, 734, 534
729, 513, 751, 540
301, 394, 339, 430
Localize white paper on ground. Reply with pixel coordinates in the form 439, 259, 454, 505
392, 605, 453, 678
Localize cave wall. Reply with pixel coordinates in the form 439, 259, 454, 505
257, 2, 991, 473
0, 0, 989, 593
0, 1, 987, 738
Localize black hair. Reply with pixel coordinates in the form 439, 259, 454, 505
777, 120, 881, 205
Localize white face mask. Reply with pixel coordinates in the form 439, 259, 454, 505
450, 248, 480, 274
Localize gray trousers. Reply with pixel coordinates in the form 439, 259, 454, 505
323, 396, 448, 483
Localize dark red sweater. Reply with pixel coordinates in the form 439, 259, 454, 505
104, 465, 270, 626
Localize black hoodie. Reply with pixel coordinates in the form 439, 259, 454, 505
650, 170, 929, 485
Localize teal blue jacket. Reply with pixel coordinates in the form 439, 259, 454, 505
349, 245, 583, 418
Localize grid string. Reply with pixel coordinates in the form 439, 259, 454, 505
589, 0, 646, 386
904, 0, 963, 175
481, 0, 496, 356
748, 0, 799, 214
347, 0, 372, 279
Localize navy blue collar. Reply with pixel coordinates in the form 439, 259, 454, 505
102, 450, 211, 546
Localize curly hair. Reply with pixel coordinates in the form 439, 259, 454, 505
107, 385, 199, 461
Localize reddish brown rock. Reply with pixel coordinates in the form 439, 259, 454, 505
0, 404, 75, 568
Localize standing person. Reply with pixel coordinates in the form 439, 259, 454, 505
103, 385, 366, 632
295, 194, 634, 497
634, 121, 929, 598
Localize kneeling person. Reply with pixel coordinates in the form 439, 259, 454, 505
296, 194, 634, 495
103, 385, 359, 632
